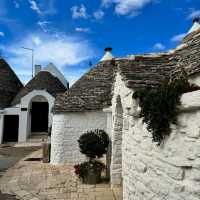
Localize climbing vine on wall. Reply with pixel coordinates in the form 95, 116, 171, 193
133, 78, 199, 145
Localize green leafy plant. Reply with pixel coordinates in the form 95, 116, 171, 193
74, 161, 105, 179
74, 129, 109, 184
133, 78, 198, 145
78, 129, 109, 159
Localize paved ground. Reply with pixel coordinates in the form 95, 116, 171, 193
0, 148, 122, 200
0, 145, 39, 171
0, 145, 40, 200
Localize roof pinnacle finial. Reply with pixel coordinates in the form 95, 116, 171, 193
188, 17, 200, 34
104, 47, 112, 52
193, 17, 199, 24
100, 47, 113, 61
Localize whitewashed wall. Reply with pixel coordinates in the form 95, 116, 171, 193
51, 111, 107, 164
113, 73, 200, 200
0, 90, 55, 144
0, 114, 4, 144
111, 73, 136, 189
20, 90, 55, 141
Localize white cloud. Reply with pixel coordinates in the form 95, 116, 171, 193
93, 10, 105, 20
2, 32, 96, 83
29, 0, 41, 14
153, 43, 165, 50
75, 27, 91, 33
31, 35, 42, 46
28, 0, 57, 16
37, 21, 51, 32
101, 0, 153, 16
171, 33, 186, 42
188, 9, 200, 19
0, 32, 5, 37
71, 4, 89, 19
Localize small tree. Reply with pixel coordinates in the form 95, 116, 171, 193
78, 129, 109, 160
74, 129, 109, 184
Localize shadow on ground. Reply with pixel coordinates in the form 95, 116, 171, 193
0, 145, 40, 200
0, 191, 19, 200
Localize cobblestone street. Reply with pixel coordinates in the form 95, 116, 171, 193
0, 148, 122, 200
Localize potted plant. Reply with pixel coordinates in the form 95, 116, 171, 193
74, 129, 109, 184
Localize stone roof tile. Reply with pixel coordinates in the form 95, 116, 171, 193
53, 60, 115, 113
53, 30, 200, 113
12, 71, 67, 105
0, 59, 23, 109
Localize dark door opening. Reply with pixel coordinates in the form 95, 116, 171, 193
3, 115, 19, 142
31, 102, 49, 132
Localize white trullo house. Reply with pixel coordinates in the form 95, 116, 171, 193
0, 62, 68, 144
50, 18, 200, 200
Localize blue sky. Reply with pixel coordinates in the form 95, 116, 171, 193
0, 0, 200, 85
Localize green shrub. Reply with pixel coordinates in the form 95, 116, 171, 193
133, 79, 198, 145
74, 161, 105, 179
78, 129, 109, 159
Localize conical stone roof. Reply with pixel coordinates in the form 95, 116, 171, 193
53, 25, 200, 114
53, 60, 115, 113
0, 58, 23, 109
12, 71, 67, 105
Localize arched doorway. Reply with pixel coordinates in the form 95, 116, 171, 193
111, 95, 123, 186
30, 96, 49, 133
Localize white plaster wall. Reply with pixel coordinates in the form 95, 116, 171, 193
51, 111, 107, 165
103, 107, 112, 178
0, 90, 55, 144
0, 114, 4, 144
19, 90, 55, 141
4, 107, 21, 115
111, 73, 135, 188
113, 73, 200, 200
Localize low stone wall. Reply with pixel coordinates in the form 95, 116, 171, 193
50, 111, 107, 164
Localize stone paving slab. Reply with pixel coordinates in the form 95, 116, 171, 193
0, 149, 122, 200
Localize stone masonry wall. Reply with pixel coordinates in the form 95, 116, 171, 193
111, 96, 123, 186
50, 111, 107, 164
112, 73, 200, 200
111, 73, 135, 187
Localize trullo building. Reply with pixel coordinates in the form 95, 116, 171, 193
50, 19, 200, 200
0, 62, 68, 144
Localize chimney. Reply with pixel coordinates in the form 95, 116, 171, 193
35, 65, 41, 76
100, 47, 114, 61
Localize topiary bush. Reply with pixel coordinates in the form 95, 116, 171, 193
78, 129, 109, 159
74, 129, 109, 184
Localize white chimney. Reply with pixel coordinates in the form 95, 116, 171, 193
35, 65, 41, 76
100, 47, 113, 61
188, 17, 200, 34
